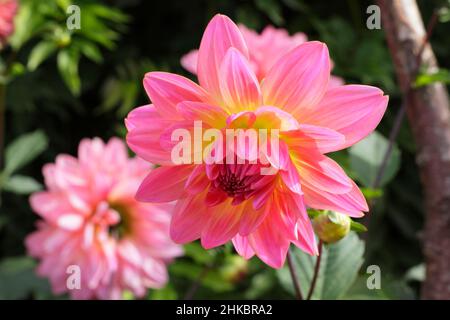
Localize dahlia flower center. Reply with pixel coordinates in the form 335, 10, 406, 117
207, 162, 273, 207
107, 203, 131, 239
216, 169, 250, 197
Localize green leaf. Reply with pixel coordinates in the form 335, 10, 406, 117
3, 175, 42, 194
255, 0, 284, 25
184, 242, 216, 265
350, 220, 368, 233
414, 69, 450, 87
170, 261, 234, 293
27, 41, 58, 71
0, 257, 51, 299
76, 40, 103, 63
344, 275, 415, 300
360, 187, 383, 199
349, 131, 401, 187
57, 49, 81, 96
4, 130, 48, 175
277, 232, 365, 299
149, 284, 178, 300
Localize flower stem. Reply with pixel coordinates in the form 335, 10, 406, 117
286, 250, 303, 300
306, 240, 323, 300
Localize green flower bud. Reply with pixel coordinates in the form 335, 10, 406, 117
220, 255, 248, 284
312, 211, 351, 244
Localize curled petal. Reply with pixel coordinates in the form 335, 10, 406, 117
293, 152, 353, 194
232, 234, 255, 259
143, 72, 210, 119
136, 165, 193, 202
197, 14, 249, 103
281, 124, 345, 154
219, 48, 262, 112
303, 180, 368, 218
301, 85, 389, 150
262, 41, 330, 118
126, 105, 174, 165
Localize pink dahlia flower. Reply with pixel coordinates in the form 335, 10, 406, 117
0, 0, 17, 47
181, 23, 344, 88
26, 138, 182, 299
126, 14, 388, 268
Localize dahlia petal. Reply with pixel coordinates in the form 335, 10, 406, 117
176, 101, 228, 128
201, 200, 245, 249
280, 158, 303, 195
303, 180, 368, 217
170, 193, 208, 243
248, 214, 290, 269
282, 124, 345, 153
197, 14, 249, 103
180, 49, 199, 74
143, 72, 210, 119
232, 234, 255, 259
287, 194, 318, 255
125, 105, 174, 165
29, 192, 77, 223
294, 219, 319, 256
219, 47, 262, 112
135, 165, 193, 202
185, 165, 210, 195
262, 41, 330, 117
301, 85, 389, 150
293, 152, 353, 194
329, 75, 345, 89
239, 200, 269, 236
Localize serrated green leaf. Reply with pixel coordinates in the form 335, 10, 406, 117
4, 130, 48, 175
349, 131, 401, 187
277, 232, 365, 299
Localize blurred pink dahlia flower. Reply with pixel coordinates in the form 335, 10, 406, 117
0, 0, 17, 47
181, 23, 344, 88
26, 138, 182, 299
126, 14, 388, 268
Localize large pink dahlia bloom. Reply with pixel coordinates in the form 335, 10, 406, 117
0, 0, 17, 47
26, 138, 182, 299
181, 23, 344, 88
126, 14, 388, 268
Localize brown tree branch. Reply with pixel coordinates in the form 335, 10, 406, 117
377, 0, 450, 299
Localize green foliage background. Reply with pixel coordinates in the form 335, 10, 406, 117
1, 0, 449, 299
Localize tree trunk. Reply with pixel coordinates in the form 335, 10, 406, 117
377, 0, 450, 299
